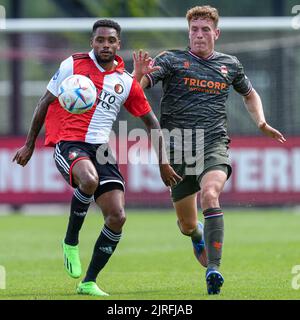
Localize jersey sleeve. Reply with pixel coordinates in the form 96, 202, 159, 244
124, 78, 152, 117
46, 56, 74, 97
232, 57, 253, 96
146, 51, 173, 88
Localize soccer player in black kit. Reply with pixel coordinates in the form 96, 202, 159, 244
133, 5, 286, 294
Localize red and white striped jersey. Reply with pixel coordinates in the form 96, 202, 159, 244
45, 50, 151, 147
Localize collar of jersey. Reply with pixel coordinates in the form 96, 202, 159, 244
89, 50, 125, 74
188, 50, 215, 61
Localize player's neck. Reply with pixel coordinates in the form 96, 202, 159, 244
94, 54, 116, 72
190, 49, 214, 60
98, 61, 116, 72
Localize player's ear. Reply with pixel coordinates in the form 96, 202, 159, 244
117, 39, 121, 50
188, 25, 192, 41
214, 28, 220, 41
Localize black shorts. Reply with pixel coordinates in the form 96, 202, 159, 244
170, 142, 232, 202
54, 141, 125, 199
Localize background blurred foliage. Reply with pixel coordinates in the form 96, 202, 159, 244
1, 0, 300, 134
1, 0, 300, 17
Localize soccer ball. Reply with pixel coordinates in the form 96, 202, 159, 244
58, 74, 97, 114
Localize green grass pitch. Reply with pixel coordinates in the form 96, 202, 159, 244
0, 209, 299, 300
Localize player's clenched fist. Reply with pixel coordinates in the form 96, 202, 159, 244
12, 145, 34, 167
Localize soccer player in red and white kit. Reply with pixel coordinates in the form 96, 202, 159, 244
13, 19, 181, 297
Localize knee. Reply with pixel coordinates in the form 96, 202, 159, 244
200, 186, 219, 207
105, 207, 126, 231
78, 172, 99, 195
177, 219, 197, 236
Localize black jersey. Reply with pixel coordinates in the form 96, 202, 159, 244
146, 50, 252, 147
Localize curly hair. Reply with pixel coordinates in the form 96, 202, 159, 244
92, 19, 121, 38
186, 5, 219, 28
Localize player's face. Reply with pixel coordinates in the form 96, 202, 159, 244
188, 18, 220, 58
91, 27, 121, 64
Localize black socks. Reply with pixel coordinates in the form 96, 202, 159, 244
83, 225, 122, 283
64, 188, 93, 246
203, 208, 224, 271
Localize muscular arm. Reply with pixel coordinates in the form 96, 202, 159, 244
243, 89, 286, 143
25, 90, 56, 147
13, 90, 57, 166
140, 110, 182, 186
243, 89, 266, 128
139, 76, 150, 89
140, 110, 168, 164
133, 69, 150, 89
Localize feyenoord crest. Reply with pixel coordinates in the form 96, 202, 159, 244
220, 65, 228, 76
68, 150, 79, 161
114, 83, 124, 94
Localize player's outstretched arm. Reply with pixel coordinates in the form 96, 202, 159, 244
243, 89, 286, 144
140, 110, 182, 187
132, 50, 159, 88
12, 90, 56, 166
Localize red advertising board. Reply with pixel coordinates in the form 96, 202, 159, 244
1, 136, 299, 206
